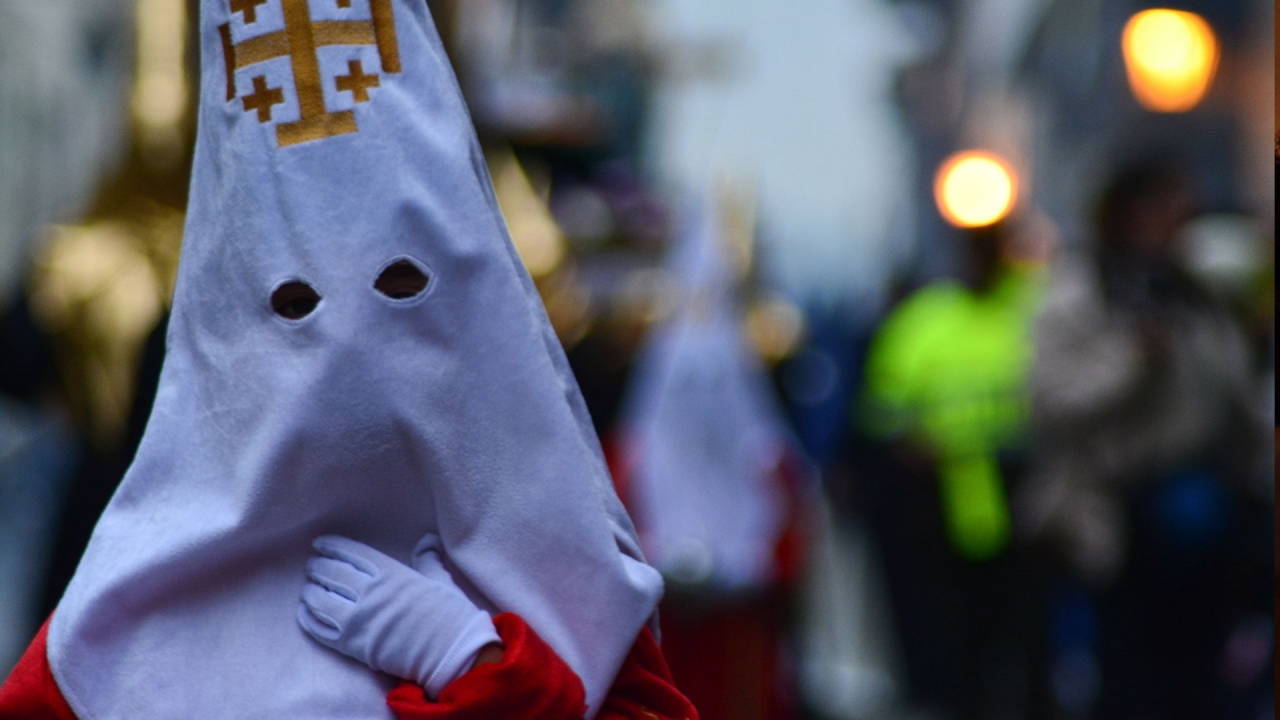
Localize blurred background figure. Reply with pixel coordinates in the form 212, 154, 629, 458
612, 186, 809, 720
1, 0, 1274, 718
1021, 156, 1273, 720
856, 214, 1049, 720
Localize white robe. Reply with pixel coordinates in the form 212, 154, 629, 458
48, 1, 661, 717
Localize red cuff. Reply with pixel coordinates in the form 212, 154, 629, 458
386, 613, 587, 719
387, 613, 698, 720
0, 617, 78, 720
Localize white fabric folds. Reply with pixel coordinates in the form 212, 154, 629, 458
47, 0, 661, 717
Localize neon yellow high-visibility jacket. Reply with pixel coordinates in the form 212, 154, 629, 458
862, 269, 1042, 560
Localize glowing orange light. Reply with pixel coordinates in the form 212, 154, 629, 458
1122, 9, 1218, 113
934, 151, 1017, 229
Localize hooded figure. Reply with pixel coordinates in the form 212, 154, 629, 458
14, 0, 667, 717
614, 196, 800, 719
619, 196, 791, 592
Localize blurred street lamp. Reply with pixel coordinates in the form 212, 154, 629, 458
934, 151, 1017, 228
1122, 9, 1218, 113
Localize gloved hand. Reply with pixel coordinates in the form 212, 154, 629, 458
298, 534, 501, 699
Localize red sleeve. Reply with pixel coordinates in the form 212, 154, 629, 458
386, 613, 587, 719
597, 624, 699, 720
0, 618, 78, 720
387, 613, 698, 720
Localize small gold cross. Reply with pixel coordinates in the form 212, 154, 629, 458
335, 59, 379, 102
243, 75, 285, 122
230, 0, 270, 23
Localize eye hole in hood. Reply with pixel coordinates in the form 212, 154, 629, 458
271, 281, 322, 320
374, 258, 429, 300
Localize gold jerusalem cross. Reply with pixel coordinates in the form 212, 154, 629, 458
218, 0, 401, 147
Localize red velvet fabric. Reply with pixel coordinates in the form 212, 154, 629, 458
658, 599, 792, 720
386, 612, 587, 719
0, 618, 76, 720
605, 435, 807, 720
596, 619, 699, 720
0, 613, 697, 720
389, 613, 698, 720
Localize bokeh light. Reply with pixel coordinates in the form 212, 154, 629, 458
745, 294, 805, 363
489, 148, 567, 279
132, 0, 188, 165
934, 151, 1017, 228
1122, 9, 1218, 113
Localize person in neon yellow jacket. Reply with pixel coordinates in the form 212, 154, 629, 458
861, 221, 1044, 561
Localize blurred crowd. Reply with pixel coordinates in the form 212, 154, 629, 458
0, 0, 1273, 719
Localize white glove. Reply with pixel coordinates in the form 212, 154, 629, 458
298, 534, 501, 699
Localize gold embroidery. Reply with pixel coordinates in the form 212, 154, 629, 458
218, 23, 236, 100
312, 20, 375, 47
243, 76, 285, 121
216, 0, 400, 146
230, 0, 269, 23
335, 60, 379, 102
369, 0, 400, 73
278, 0, 326, 124
276, 110, 357, 146
233, 30, 290, 68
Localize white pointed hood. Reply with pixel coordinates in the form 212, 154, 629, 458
47, 1, 661, 717
620, 197, 790, 591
